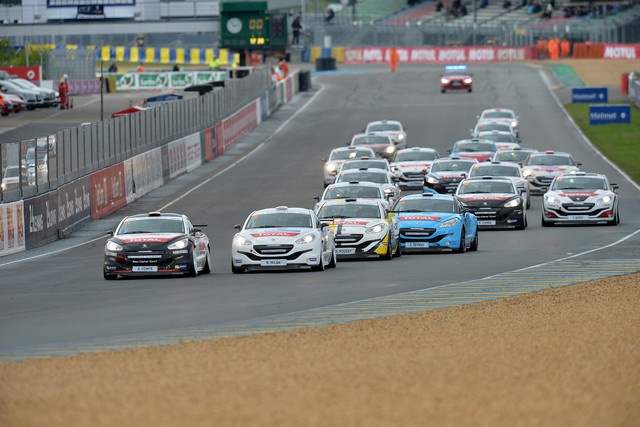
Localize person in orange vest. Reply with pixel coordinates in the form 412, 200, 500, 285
250, 52, 261, 68
389, 47, 400, 73
136, 63, 145, 72
560, 39, 570, 57
58, 75, 69, 110
278, 58, 289, 78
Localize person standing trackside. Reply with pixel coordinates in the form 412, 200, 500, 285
389, 47, 400, 73
291, 14, 302, 45
58, 75, 69, 110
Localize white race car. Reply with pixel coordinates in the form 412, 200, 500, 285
468, 161, 531, 209
542, 172, 620, 226
323, 146, 376, 187
232, 206, 337, 273
364, 119, 408, 149
521, 150, 581, 195
338, 157, 391, 174
350, 133, 398, 159
315, 198, 400, 259
334, 167, 401, 202
390, 147, 440, 189
477, 107, 520, 137
313, 181, 391, 211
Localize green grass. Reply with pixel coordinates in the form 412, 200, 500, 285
564, 103, 640, 185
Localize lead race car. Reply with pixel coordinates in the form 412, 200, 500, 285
440, 64, 473, 93
542, 172, 620, 226
231, 206, 336, 273
103, 211, 211, 280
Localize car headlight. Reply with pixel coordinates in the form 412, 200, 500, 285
463, 78, 472, 84
295, 233, 316, 244
545, 195, 560, 207
105, 240, 123, 252
426, 176, 439, 184
397, 134, 404, 141
504, 198, 521, 208
598, 195, 612, 204
522, 169, 532, 178
439, 217, 459, 228
383, 187, 394, 195
385, 146, 396, 154
511, 121, 518, 128
167, 238, 189, 250
234, 234, 252, 246
441, 78, 450, 84
1, 183, 6, 191
326, 163, 337, 173
569, 170, 578, 174
365, 223, 386, 234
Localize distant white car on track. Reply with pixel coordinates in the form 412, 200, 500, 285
334, 167, 401, 202
521, 150, 581, 195
350, 133, 398, 159
542, 172, 619, 226
322, 146, 377, 187
231, 206, 337, 273
314, 181, 391, 211
390, 147, 440, 189
477, 107, 520, 137
364, 120, 407, 149
467, 160, 531, 209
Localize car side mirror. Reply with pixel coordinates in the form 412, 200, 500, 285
313, 195, 320, 202
575, 162, 582, 167
233, 224, 242, 230
106, 230, 114, 236
611, 184, 618, 192
321, 158, 327, 163
192, 228, 202, 235
320, 222, 331, 229
540, 187, 548, 193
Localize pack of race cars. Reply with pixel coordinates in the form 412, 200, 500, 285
103, 107, 620, 279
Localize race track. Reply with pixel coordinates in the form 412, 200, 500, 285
1, 63, 638, 359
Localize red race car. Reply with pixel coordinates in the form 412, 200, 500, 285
440, 64, 473, 93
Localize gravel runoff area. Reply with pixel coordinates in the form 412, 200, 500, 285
1, 60, 639, 427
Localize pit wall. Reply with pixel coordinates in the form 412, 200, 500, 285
0, 71, 298, 257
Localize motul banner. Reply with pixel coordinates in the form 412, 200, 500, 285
0, 66, 41, 82
601, 44, 640, 60
343, 47, 538, 64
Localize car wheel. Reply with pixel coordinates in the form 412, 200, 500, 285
468, 88, 472, 92
526, 196, 531, 210
441, 89, 445, 93
103, 271, 117, 280
186, 251, 198, 277
470, 232, 479, 251
201, 247, 212, 274
393, 239, 401, 258
381, 234, 393, 260
516, 214, 526, 230
327, 248, 337, 268
311, 255, 326, 271
456, 229, 466, 253
231, 262, 245, 274
607, 210, 620, 226
541, 215, 551, 227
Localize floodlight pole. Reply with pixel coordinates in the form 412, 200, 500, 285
100, 60, 104, 121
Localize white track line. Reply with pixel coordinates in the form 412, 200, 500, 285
0, 84, 327, 267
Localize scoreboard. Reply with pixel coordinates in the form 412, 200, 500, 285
220, 2, 288, 50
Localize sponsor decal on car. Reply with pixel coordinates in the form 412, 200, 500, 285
250, 231, 300, 237
400, 216, 442, 221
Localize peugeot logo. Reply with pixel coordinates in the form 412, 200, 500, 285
142, 244, 148, 248
483, 202, 488, 206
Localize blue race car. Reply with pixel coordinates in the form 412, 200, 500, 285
390, 192, 478, 253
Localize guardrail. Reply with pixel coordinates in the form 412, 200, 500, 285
0, 67, 301, 256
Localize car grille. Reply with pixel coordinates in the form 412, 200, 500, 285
400, 228, 436, 237
254, 244, 294, 255
335, 234, 363, 244
403, 173, 424, 179
561, 203, 596, 212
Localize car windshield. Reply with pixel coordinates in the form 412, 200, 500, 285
430, 161, 474, 172
342, 160, 387, 171
458, 181, 515, 194
11, 79, 36, 89
475, 123, 510, 133
337, 172, 389, 184
552, 177, 608, 190
394, 151, 438, 162
494, 151, 532, 162
246, 213, 312, 229
3, 167, 20, 178
367, 123, 401, 132
318, 204, 381, 219
352, 136, 391, 146
331, 149, 372, 160
454, 142, 496, 153
117, 217, 185, 234
478, 133, 514, 143
482, 112, 514, 120
527, 155, 573, 166
324, 186, 382, 199
470, 165, 520, 177
396, 199, 455, 213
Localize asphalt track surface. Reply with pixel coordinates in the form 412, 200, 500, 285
1, 63, 639, 359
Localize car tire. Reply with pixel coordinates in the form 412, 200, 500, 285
311, 255, 326, 271
231, 262, 245, 274
186, 251, 198, 277
470, 232, 479, 251
541, 215, 551, 227
441, 89, 445, 93
327, 249, 337, 268
103, 271, 117, 280
201, 247, 212, 274
607, 210, 620, 226
526, 196, 531, 210
516, 214, 526, 230
468, 88, 472, 92
381, 234, 393, 260
456, 229, 466, 253
393, 239, 401, 258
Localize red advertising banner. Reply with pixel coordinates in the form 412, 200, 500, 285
216, 122, 225, 156
216, 102, 258, 153
90, 163, 127, 219
202, 127, 215, 161
343, 47, 538, 64
0, 66, 42, 81
601, 44, 640, 60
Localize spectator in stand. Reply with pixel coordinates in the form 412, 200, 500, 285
324, 6, 335, 23
291, 15, 302, 45
108, 62, 118, 73
503, 0, 512, 9
541, 2, 553, 18
172, 64, 180, 72
480, 0, 489, 8
436, 0, 444, 12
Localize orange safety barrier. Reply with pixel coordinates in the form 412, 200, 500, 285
572, 43, 584, 58
537, 39, 548, 58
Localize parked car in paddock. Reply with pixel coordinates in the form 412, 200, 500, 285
390, 192, 478, 253
10, 78, 58, 107
456, 176, 527, 230
521, 150, 581, 195
314, 181, 391, 211
232, 206, 336, 273
449, 138, 498, 163
334, 167, 401, 202
467, 161, 531, 209
423, 156, 478, 194
364, 120, 408, 149
350, 133, 398, 159
315, 198, 400, 260
3, 93, 26, 113
0, 79, 41, 110
440, 64, 473, 93
542, 172, 619, 226
0, 97, 14, 116
390, 147, 440, 190
477, 107, 520, 137
491, 147, 537, 167
103, 211, 211, 280
338, 157, 391, 174
322, 146, 376, 187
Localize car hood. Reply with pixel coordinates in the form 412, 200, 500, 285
114, 233, 185, 244
453, 152, 494, 162
391, 161, 433, 173
241, 228, 309, 243
397, 212, 458, 227
548, 190, 610, 202
457, 194, 518, 207
524, 166, 578, 174
324, 218, 385, 234
429, 171, 468, 179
